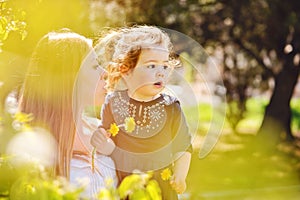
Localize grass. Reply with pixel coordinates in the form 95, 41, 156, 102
183, 98, 300, 199
235, 98, 267, 134
186, 139, 300, 199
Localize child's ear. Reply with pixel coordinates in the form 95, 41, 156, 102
120, 64, 131, 82
118, 64, 130, 74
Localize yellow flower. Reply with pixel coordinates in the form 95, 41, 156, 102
14, 112, 34, 123
125, 117, 136, 133
22, 123, 32, 131
108, 123, 119, 137
105, 178, 114, 187
160, 168, 172, 181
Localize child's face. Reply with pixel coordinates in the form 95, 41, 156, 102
123, 47, 172, 101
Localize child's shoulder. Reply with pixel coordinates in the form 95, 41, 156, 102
105, 90, 125, 99
161, 93, 180, 106
105, 90, 130, 104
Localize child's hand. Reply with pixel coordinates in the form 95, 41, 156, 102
170, 151, 191, 194
90, 127, 115, 155
91, 128, 110, 146
170, 175, 186, 194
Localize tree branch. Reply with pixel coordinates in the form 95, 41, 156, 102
234, 38, 275, 78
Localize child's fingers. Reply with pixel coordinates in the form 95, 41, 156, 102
90, 128, 109, 147
98, 127, 111, 137
169, 178, 178, 192
171, 183, 184, 194
176, 186, 185, 194
104, 130, 111, 138
169, 177, 186, 194
90, 129, 116, 155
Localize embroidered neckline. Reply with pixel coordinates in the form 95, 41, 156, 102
110, 90, 168, 138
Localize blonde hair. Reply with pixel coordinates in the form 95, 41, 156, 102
19, 29, 92, 178
96, 25, 176, 91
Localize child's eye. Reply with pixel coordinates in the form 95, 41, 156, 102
146, 64, 156, 69
163, 65, 169, 70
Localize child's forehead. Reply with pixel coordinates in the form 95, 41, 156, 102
142, 44, 169, 51
141, 45, 170, 55
139, 48, 170, 62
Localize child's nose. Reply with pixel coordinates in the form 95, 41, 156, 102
156, 66, 165, 78
156, 72, 164, 78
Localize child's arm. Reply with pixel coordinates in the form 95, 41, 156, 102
170, 151, 191, 194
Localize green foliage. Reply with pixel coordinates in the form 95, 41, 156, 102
0, 113, 162, 200
84, 105, 102, 119
98, 172, 162, 200
117, 172, 161, 200
290, 99, 300, 133
1, 0, 93, 56
113, 0, 300, 140
185, 98, 300, 135
180, 52, 195, 83
1, 159, 84, 200
0, 155, 18, 197
0, 155, 162, 200
0, 0, 27, 50
226, 101, 246, 132
0, 113, 82, 199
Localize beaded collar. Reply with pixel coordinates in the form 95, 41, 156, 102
109, 90, 176, 138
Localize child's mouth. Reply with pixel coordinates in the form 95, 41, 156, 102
154, 82, 163, 88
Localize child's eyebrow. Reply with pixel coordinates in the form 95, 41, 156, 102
144, 60, 169, 64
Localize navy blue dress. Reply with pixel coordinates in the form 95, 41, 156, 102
100, 90, 192, 200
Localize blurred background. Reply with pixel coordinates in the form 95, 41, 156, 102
1, 0, 300, 199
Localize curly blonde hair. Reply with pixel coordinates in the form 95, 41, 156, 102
95, 25, 177, 91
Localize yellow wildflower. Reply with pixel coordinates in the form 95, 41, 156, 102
160, 168, 172, 181
22, 123, 32, 131
108, 123, 119, 137
105, 178, 114, 187
14, 112, 34, 123
125, 117, 136, 133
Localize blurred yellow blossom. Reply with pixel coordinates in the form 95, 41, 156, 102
14, 112, 34, 123
108, 123, 119, 137
160, 168, 172, 181
125, 117, 136, 133
105, 178, 114, 187
12, 112, 34, 131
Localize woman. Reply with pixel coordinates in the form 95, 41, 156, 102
18, 29, 117, 198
